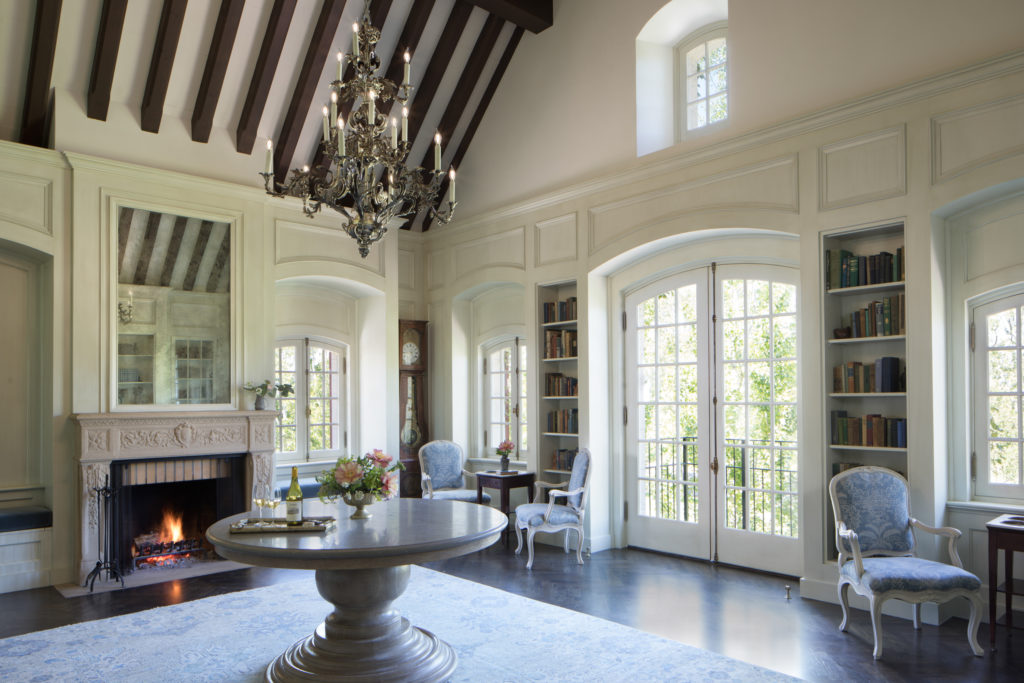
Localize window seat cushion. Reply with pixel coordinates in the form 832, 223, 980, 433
0, 506, 52, 533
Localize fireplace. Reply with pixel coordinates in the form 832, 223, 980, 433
75, 411, 278, 584
110, 455, 246, 575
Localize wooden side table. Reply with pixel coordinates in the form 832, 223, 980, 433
987, 513, 1024, 648
476, 470, 536, 546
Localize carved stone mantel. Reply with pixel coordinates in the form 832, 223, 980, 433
73, 410, 278, 581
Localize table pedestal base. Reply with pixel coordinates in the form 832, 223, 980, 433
267, 566, 456, 682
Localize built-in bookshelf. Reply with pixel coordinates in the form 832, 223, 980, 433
822, 222, 907, 559
117, 333, 154, 405
538, 281, 580, 479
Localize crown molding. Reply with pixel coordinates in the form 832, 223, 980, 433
63, 151, 266, 202
435, 49, 1024, 243
0, 139, 68, 169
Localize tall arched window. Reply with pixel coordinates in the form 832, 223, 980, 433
678, 23, 728, 135
483, 337, 528, 460
274, 338, 349, 464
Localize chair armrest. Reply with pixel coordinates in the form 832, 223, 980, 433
838, 522, 865, 577
534, 480, 566, 501
910, 517, 965, 568
544, 488, 586, 521
420, 472, 434, 498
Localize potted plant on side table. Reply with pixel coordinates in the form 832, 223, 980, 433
496, 440, 515, 473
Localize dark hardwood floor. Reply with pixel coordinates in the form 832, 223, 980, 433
1, 544, 1018, 681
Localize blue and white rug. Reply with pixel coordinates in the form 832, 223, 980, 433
0, 566, 794, 682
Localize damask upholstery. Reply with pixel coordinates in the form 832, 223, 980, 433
417, 440, 490, 504
828, 466, 983, 660
513, 450, 592, 570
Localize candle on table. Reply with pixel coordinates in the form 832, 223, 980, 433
434, 133, 441, 170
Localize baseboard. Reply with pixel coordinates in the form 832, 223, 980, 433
800, 576, 981, 625
0, 527, 52, 594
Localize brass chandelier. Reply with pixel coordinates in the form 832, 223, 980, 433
261, 4, 456, 258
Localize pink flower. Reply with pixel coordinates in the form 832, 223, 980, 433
367, 449, 392, 467
382, 472, 399, 499
497, 440, 515, 456
334, 461, 364, 485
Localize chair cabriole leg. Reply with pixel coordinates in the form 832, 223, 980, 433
967, 593, 984, 656
838, 581, 850, 632
869, 594, 885, 659
525, 528, 536, 569
514, 523, 524, 556
913, 603, 921, 630
575, 528, 584, 565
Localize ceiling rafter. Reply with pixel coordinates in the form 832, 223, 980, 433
461, 0, 551, 33
191, 0, 245, 143
424, 25, 525, 231
140, 0, 188, 134
402, 13, 503, 230
272, 0, 348, 185
86, 0, 128, 121
311, 0, 398, 173
236, 0, 298, 154
20, 0, 62, 147
404, 0, 474, 150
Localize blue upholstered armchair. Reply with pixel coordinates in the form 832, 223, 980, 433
514, 449, 592, 569
417, 440, 490, 504
829, 466, 983, 659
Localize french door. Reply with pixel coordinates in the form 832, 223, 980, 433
624, 264, 801, 575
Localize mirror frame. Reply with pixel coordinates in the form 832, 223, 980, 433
108, 197, 241, 412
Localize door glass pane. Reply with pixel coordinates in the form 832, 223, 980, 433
722, 277, 799, 538
984, 306, 1024, 487
636, 284, 700, 523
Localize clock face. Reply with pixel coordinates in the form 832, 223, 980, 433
402, 341, 420, 366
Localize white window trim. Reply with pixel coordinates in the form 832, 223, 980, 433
275, 337, 349, 466
481, 336, 528, 462
971, 293, 1024, 502
674, 20, 728, 142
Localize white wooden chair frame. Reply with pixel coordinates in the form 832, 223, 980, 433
514, 456, 592, 570
829, 466, 983, 659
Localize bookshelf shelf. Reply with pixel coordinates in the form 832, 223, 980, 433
827, 281, 905, 295
830, 444, 908, 453
542, 319, 578, 328
829, 335, 905, 345
829, 392, 906, 398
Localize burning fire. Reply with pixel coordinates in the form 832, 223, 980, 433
160, 509, 184, 543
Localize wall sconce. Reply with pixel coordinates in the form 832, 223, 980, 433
118, 291, 134, 324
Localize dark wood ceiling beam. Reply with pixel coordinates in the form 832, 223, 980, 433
140, 0, 188, 134
236, 0, 298, 154
133, 211, 162, 285
207, 231, 231, 292
191, 0, 245, 142
461, 0, 551, 33
272, 0, 348, 185
423, 26, 524, 231
87, 0, 128, 121
183, 221, 213, 292
20, 0, 62, 147
404, 0, 473, 149
160, 215, 188, 287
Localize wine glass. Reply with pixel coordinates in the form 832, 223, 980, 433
264, 487, 282, 522
252, 483, 266, 524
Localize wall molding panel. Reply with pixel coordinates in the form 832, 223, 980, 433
274, 220, 384, 276
0, 171, 52, 236
819, 125, 906, 210
932, 94, 1024, 184
453, 226, 526, 281
587, 155, 798, 255
534, 213, 577, 266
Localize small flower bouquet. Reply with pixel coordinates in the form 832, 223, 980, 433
316, 450, 405, 504
243, 380, 294, 398
496, 439, 515, 471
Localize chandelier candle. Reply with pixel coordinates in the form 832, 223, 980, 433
336, 51, 343, 82
258, 2, 457, 258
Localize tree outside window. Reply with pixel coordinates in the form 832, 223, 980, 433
679, 25, 728, 135
275, 339, 348, 464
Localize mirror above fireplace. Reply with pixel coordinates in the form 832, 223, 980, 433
115, 206, 232, 407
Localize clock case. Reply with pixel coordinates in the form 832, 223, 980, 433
398, 319, 428, 497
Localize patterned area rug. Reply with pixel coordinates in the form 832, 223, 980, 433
0, 566, 795, 682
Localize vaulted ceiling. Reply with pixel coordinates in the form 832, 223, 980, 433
3, 0, 552, 230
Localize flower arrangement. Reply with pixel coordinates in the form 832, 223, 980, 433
316, 450, 405, 503
496, 440, 515, 457
243, 380, 294, 398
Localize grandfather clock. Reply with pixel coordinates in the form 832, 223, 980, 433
398, 320, 428, 497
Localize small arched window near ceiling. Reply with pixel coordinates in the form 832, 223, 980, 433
679, 23, 728, 134
636, 0, 728, 156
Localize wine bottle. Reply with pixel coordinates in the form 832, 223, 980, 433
286, 466, 303, 526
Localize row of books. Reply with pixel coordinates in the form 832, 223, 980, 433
832, 357, 904, 393
544, 372, 579, 397
552, 448, 579, 471
843, 294, 905, 338
830, 410, 907, 448
826, 246, 905, 289
546, 408, 579, 434
542, 297, 578, 323
831, 462, 906, 478
544, 329, 578, 359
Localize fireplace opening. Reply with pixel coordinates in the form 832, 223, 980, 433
111, 454, 246, 576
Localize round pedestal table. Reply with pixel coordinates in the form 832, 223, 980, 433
206, 498, 506, 682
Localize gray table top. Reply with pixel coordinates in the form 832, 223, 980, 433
206, 498, 508, 570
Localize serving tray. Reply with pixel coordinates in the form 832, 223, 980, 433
229, 516, 336, 533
